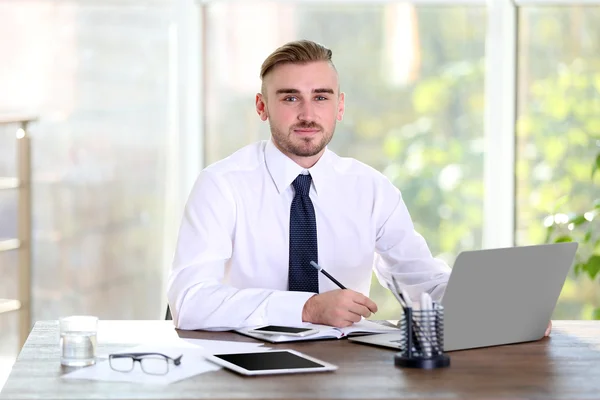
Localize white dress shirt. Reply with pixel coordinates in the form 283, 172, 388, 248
167, 139, 451, 330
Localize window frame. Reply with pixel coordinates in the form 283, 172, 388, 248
180, 0, 600, 256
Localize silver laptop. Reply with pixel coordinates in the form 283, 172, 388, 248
349, 242, 578, 352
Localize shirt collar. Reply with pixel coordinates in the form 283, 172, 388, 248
265, 139, 331, 196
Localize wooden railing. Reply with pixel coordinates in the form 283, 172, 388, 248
0, 115, 35, 347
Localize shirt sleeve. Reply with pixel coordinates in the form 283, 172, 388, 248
372, 176, 452, 304
167, 170, 315, 331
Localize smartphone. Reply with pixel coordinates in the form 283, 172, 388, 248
247, 325, 320, 337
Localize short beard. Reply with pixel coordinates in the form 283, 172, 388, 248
270, 121, 334, 157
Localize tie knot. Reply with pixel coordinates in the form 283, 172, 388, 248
292, 174, 312, 197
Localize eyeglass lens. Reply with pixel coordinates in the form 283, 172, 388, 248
110, 355, 169, 375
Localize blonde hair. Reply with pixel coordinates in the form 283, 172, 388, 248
260, 40, 336, 94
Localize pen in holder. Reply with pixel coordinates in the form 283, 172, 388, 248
394, 302, 450, 369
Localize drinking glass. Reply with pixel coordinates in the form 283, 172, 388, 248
59, 316, 98, 367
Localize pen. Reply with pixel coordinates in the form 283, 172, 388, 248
392, 275, 413, 308
309, 261, 347, 290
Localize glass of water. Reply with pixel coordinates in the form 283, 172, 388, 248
59, 316, 98, 367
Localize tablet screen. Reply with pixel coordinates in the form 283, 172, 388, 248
252, 325, 314, 334
213, 351, 325, 371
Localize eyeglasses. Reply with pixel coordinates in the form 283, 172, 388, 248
108, 352, 183, 375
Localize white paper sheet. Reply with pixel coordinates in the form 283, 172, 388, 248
96, 321, 181, 344
181, 338, 271, 354
62, 344, 221, 385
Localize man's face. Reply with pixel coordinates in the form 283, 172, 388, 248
256, 61, 345, 161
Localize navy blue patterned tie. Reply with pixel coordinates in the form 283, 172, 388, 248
288, 174, 319, 293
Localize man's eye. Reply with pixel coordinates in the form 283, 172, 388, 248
315, 96, 327, 101
284, 96, 298, 102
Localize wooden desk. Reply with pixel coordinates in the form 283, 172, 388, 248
1, 320, 600, 400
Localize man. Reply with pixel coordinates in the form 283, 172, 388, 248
167, 39, 551, 336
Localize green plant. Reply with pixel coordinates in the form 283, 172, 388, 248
516, 55, 600, 320
545, 152, 600, 319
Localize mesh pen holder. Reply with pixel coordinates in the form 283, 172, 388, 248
394, 304, 450, 369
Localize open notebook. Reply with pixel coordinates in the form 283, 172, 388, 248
235, 319, 400, 343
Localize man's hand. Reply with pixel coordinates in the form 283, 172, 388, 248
545, 320, 552, 336
301, 289, 378, 328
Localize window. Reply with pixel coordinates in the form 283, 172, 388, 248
0, 0, 174, 336
516, 6, 600, 319
205, 2, 487, 318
